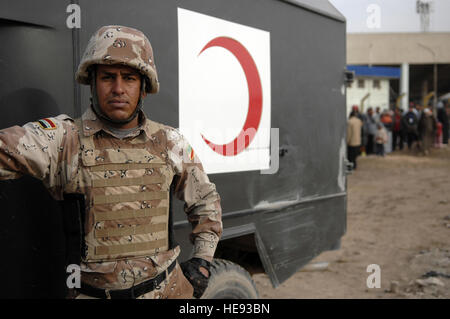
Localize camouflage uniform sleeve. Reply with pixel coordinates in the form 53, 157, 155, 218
0, 114, 80, 200
165, 127, 223, 259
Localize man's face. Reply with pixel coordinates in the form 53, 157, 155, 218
95, 64, 146, 126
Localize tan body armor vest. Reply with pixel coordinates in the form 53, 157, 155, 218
71, 121, 174, 262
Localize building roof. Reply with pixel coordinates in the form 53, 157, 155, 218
347, 32, 450, 64
347, 65, 401, 79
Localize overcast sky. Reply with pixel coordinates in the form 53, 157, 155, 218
329, 0, 450, 33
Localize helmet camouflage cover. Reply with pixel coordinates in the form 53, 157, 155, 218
76, 25, 159, 94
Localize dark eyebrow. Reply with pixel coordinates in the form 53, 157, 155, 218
99, 71, 116, 76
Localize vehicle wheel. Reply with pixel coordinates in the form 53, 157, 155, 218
200, 258, 259, 299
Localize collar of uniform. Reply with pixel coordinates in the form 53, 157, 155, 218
80, 106, 150, 139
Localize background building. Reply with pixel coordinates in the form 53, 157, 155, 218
330, 0, 450, 112
347, 32, 450, 111
346, 65, 400, 115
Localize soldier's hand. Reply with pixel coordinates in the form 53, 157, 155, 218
180, 257, 212, 298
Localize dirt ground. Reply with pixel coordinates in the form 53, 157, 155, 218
252, 145, 450, 299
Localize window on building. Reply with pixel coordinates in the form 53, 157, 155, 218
358, 79, 365, 88
373, 79, 380, 89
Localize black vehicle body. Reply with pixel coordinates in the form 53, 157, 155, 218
0, 0, 347, 298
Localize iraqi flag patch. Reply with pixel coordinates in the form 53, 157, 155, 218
37, 118, 57, 130
187, 145, 195, 161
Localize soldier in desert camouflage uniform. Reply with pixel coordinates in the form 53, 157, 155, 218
0, 25, 222, 299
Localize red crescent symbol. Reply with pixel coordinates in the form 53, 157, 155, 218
198, 36, 263, 156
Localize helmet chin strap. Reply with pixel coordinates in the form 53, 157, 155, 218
90, 69, 145, 126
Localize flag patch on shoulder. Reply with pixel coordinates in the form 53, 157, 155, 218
37, 118, 57, 130
187, 145, 195, 161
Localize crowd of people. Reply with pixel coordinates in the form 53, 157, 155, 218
346, 100, 450, 170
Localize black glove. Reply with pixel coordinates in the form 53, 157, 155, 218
180, 257, 211, 298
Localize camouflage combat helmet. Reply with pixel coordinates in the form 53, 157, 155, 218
76, 25, 159, 94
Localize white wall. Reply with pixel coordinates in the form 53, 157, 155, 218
346, 77, 390, 116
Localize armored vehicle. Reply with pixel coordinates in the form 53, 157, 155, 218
0, 0, 347, 298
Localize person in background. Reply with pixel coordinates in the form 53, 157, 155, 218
437, 100, 449, 146
364, 107, 377, 155
375, 123, 388, 157
392, 108, 404, 151
415, 103, 423, 122
347, 111, 363, 170
380, 109, 393, 130
418, 107, 437, 155
435, 121, 443, 148
380, 109, 393, 153
352, 105, 365, 123
374, 106, 381, 123
402, 103, 419, 150
351, 105, 365, 155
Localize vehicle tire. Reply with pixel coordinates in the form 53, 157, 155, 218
200, 258, 259, 299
